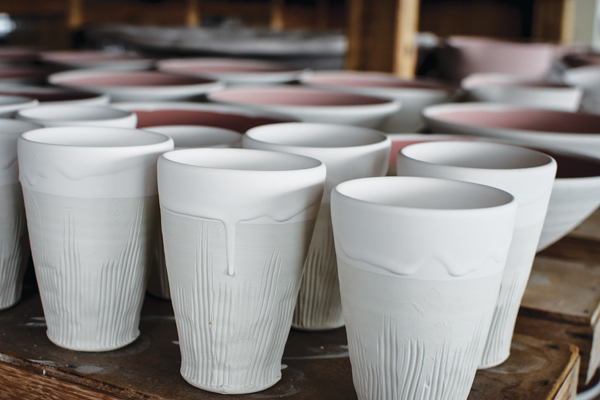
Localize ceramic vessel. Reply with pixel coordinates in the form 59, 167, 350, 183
143, 126, 242, 300
17, 104, 137, 128
423, 103, 600, 158
18, 126, 173, 351
158, 148, 325, 393
112, 102, 296, 132
563, 66, 600, 114
39, 50, 155, 71
157, 57, 306, 86
331, 176, 517, 400
436, 36, 556, 82
461, 73, 583, 112
0, 95, 38, 118
48, 70, 224, 102
207, 85, 401, 129
0, 119, 42, 310
244, 122, 390, 330
0, 84, 109, 105
535, 149, 600, 251
396, 141, 556, 368
301, 70, 456, 133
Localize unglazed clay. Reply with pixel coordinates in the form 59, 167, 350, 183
207, 85, 401, 129
144, 125, 242, 300
331, 176, 517, 400
158, 148, 325, 393
18, 126, 173, 351
0, 119, 42, 310
396, 141, 556, 368
243, 122, 390, 330
17, 104, 137, 128
301, 70, 456, 133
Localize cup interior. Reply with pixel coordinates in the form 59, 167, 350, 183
19, 105, 131, 121
164, 148, 321, 171
401, 141, 553, 170
246, 123, 387, 148
146, 125, 241, 148
337, 176, 514, 210
160, 58, 295, 73
22, 126, 169, 147
210, 86, 390, 106
535, 149, 600, 178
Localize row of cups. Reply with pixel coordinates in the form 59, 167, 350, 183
0, 113, 558, 398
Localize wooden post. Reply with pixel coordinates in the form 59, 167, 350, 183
394, 0, 420, 78
66, 0, 84, 29
271, 0, 285, 31
345, 0, 365, 70
315, 0, 329, 30
185, 0, 201, 27
533, 0, 574, 42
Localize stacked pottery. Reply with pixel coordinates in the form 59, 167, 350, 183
143, 126, 243, 300
243, 122, 391, 330
158, 148, 326, 393
396, 141, 557, 367
301, 70, 456, 133
0, 119, 42, 310
332, 176, 517, 400
207, 85, 401, 129
18, 126, 173, 351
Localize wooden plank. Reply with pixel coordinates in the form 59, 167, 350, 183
345, 0, 365, 70
270, 0, 285, 30
66, 0, 83, 29
185, 0, 201, 27
533, 0, 574, 42
394, 0, 420, 78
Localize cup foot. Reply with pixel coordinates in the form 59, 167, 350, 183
46, 331, 140, 352
182, 376, 279, 395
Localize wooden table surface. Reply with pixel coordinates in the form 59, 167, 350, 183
0, 275, 580, 400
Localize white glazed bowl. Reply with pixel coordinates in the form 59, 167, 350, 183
113, 101, 297, 132
0, 95, 38, 117
39, 50, 155, 71
207, 85, 401, 129
301, 70, 455, 133
157, 57, 306, 85
423, 102, 600, 158
17, 104, 137, 128
0, 84, 109, 105
48, 70, 225, 102
146, 125, 242, 149
462, 73, 583, 112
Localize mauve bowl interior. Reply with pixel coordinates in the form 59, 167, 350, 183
304, 72, 452, 91
209, 86, 391, 107
55, 71, 216, 88
40, 51, 150, 64
133, 108, 294, 133
0, 87, 101, 103
159, 58, 298, 74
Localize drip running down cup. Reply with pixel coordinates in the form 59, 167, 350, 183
331, 176, 517, 400
143, 125, 243, 300
16, 104, 137, 128
243, 122, 391, 330
0, 119, 42, 310
396, 141, 556, 368
18, 126, 174, 351
158, 148, 325, 394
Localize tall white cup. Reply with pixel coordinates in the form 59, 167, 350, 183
331, 176, 517, 400
158, 148, 326, 393
396, 141, 556, 368
18, 126, 173, 351
243, 122, 390, 330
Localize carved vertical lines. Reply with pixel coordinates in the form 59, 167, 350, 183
480, 271, 521, 367
0, 189, 28, 309
293, 207, 343, 330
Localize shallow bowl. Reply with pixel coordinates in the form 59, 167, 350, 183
39, 50, 155, 71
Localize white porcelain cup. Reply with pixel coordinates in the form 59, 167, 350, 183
16, 104, 137, 128
331, 176, 517, 400
396, 141, 556, 368
18, 126, 173, 351
0, 119, 42, 310
143, 125, 242, 300
158, 148, 325, 394
243, 122, 390, 330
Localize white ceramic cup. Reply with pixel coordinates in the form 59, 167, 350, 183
0, 95, 38, 118
16, 104, 137, 128
0, 119, 42, 310
158, 148, 325, 394
331, 176, 517, 400
143, 125, 242, 300
18, 126, 174, 351
243, 122, 390, 330
396, 141, 556, 368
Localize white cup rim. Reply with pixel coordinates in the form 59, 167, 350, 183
21, 126, 171, 148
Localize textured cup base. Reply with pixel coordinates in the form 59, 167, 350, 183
182, 374, 279, 395
47, 331, 140, 352
292, 323, 344, 332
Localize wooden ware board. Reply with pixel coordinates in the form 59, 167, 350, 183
0, 281, 580, 400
